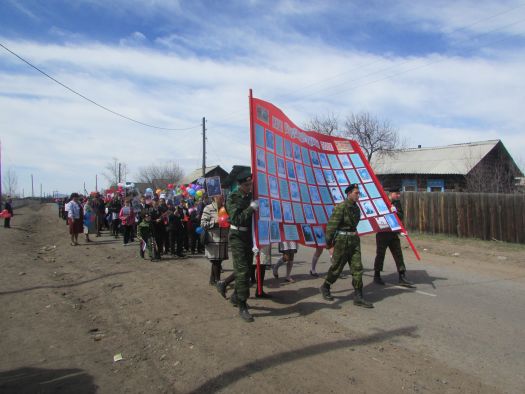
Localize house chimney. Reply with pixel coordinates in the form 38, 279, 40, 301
417, 145, 421, 148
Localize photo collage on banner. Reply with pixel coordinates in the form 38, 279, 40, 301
250, 97, 402, 247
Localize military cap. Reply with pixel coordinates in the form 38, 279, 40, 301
344, 184, 359, 194
237, 169, 253, 184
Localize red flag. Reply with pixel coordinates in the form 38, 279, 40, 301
249, 93, 419, 260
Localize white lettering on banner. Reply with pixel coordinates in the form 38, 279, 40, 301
320, 141, 334, 151
284, 122, 321, 149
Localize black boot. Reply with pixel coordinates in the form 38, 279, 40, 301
373, 270, 385, 285
230, 291, 238, 307
239, 301, 254, 322
399, 272, 415, 288
210, 262, 221, 285
353, 289, 374, 308
216, 280, 227, 298
320, 283, 334, 301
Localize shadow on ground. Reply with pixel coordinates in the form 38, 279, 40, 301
0, 367, 97, 394
189, 325, 418, 393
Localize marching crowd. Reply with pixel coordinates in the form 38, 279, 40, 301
58, 172, 415, 323
58, 191, 207, 257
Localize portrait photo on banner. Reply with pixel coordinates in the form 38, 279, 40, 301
206, 176, 222, 197
270, 221, 281, 242
259, 197, 271, 219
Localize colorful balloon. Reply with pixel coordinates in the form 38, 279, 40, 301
218, 215, 230, 228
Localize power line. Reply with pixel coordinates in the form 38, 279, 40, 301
0, 42, 201, 131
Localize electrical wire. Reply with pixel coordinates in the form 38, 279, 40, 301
0, 42, 201, 131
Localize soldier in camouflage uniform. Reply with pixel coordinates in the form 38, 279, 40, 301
226, 171, 259, 322
373, 187, 414, 287
320, 184, 373, 308
137, 213, 155, 261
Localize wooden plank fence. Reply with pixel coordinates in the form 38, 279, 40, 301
400, 192, 525, 244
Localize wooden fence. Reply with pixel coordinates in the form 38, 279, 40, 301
400, 192, 525, 244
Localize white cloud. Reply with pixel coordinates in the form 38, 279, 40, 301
119, 31, 148, 47
1, 1, 525, 193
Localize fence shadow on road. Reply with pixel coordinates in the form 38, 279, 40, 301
0, 271, 133, 296
0, 366, 97, 394
188, 325, 418, 394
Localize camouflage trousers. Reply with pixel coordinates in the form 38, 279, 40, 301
229, 230, 253, 302
374, 232, 406, 273
140, 237, 153, 259
325, 234, 363, 290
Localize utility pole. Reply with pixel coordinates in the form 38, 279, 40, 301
202, 117, 206, 177
118, 163, 121, 183
40, 183, 42, 199
95, 174, 98, 192
31, 174, 34, 197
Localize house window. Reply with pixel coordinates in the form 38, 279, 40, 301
402, 179, 417, 192
427, 179, 444, 192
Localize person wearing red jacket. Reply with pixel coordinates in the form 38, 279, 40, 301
119, 199, 135, 246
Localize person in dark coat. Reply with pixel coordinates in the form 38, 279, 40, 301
3, 197, 13, 228
373, 187, 414, 287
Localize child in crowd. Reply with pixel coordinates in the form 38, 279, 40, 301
273, 241, 298, 283
137, 213, 158, 261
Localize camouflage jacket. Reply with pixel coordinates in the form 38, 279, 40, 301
325, 199, 360, 248
226, 190, 255, 229
137, 220, 153, 239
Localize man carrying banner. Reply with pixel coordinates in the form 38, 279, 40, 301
320, 184, 374, 308
373, 187, 415, 287
226, 170, 259, 322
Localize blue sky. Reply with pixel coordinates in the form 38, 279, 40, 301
1, 0, 525, 195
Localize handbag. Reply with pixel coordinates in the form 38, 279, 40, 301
200, 228, 210, 245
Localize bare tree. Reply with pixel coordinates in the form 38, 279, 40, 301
103, 157, 128, 187
2, 167, 18, 196
136, 162, 184, 189
343, 112, 401, 162
303, 112, 340, 136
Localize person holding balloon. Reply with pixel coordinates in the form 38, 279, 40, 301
189, 204, 203, 254
2, 197, 13, 228
200, 194, 230, 285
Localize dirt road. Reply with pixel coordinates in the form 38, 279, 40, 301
1, 203, 524, 393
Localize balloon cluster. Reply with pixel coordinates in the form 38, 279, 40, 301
218, 206, 230, 228
178, 183, 204, 199
0, 209, 12, 218
145, 182, 206, 204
